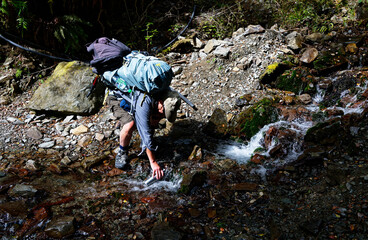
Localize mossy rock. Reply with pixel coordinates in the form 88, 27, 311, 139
259, 62, 292, 85
274, 66, 316, 95
313, 50, 348, 75
167, 39, 193, 53
230, 98, 279, 140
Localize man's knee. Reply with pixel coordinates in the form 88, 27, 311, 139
121, 121, 135, 135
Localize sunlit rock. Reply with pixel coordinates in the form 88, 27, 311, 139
286, 31, 303, 50
28, 61, 105, 115
300, 48, 319, 64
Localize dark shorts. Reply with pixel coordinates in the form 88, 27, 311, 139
106, 95, 134, 126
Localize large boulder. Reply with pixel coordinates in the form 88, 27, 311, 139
28, 61, 105, 115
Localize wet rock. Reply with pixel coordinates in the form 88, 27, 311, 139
179, 170, 207, 195
230, 98, 279, 139
313, 50, 348, 76
45, 216, 76, 239
81, 155, 108, 170
151, 222, 183, 240
250, 153, 265, 164
230, 182, 258, 191
217, 158, 238, 170
298, 94, 312, 104
0, 200, 28, 217
26, 127, 43, 140
274, 66, 316, 94
203, 108, 228, 138
188, 145, 202, 161
9, 183, 38, 197
300, 48, 319, 64
304, 118, 344, 145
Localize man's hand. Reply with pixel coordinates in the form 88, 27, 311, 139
146, 148, 164, 180
150, 161, 164, 180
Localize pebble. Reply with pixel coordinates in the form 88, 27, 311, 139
38, 141, 55, 148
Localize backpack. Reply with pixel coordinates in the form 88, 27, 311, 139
86, 37, 131, 74
102, 51, 174, 95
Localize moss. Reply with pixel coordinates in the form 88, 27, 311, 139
260, 62, 294, 85
275, 67, 316, 94
232, 98, 279, 139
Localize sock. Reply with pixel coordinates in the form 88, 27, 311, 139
120, 145, 128, 152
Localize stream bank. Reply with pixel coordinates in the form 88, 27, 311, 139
1, 23, 368, 239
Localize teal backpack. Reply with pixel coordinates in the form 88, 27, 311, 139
102, 51, 174, 95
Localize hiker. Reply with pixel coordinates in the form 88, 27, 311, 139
86, 37, 189, 180
107, 89, 181, 180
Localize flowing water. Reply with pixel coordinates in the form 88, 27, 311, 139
217, 73, 368, 179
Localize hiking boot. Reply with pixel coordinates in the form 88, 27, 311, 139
115, 149, 128, 169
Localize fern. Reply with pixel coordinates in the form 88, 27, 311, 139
53, 15, 92, 54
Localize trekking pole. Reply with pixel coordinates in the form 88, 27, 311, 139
87, 75, 100, 98
170, 87, 198, 111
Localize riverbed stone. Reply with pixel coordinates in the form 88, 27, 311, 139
9, 183, 38, 197
45, 216, 76, 239
70, 125, 88, 135
151, 222, 183, 240
179, 170, 207, 195
0, 200, 28, 217
26, 127, 43, 140
203, 108, 228, 138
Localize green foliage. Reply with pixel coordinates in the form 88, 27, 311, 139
270, 0, 354, 33
15, 68, 22, 78
143, 22, 158, 51
53, 15, 92, 55
196, 0, 271, 40
0, 0, 28, 34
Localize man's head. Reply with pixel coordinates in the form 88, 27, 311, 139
161, 90, 181, 123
